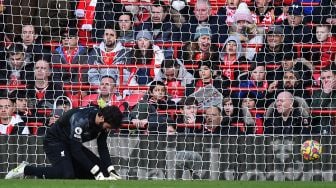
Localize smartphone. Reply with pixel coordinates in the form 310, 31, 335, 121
52, 109, 64, 117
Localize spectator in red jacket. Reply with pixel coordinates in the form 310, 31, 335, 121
312, 24, 336, 67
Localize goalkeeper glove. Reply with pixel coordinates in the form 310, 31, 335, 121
90, 165, 105, 180
107, 165, 122, 180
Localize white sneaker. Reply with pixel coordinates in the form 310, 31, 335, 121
5, 161, 29, 179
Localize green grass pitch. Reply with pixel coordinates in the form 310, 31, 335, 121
1, 180, 335, 188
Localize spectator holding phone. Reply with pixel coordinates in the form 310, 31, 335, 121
48, 96, 72, 126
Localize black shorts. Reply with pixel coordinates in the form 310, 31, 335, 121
43, 140, 72, 165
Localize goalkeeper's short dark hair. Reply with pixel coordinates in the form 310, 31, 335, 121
99, 105, 123, 129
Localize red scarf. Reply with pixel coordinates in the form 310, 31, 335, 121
35, 86, 48, 100
195, 79, 213, 91
194, 52, 205, 62
62, 47, 78, 64
77, 0, 96, 45
8, 73, 21, 93
101, 51, 116, 65
225, 7, 236, 26
255, 117, 264, 135
222, 55, 237, 80
0, 116, 15, 135
252, 9, 275, 30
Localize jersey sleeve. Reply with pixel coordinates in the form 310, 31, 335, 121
97, 131, 112, 169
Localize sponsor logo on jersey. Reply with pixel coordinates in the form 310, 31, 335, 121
74, 127, 83, 139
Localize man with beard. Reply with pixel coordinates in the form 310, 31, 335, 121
266, 70, 311, 106
88, 25, 131, 86
268, 52, 313, 88
5, 105, 123, 180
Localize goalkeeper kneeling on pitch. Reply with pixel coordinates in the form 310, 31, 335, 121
5, 106, 122, 180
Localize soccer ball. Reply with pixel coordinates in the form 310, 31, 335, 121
301, 140, 322, 161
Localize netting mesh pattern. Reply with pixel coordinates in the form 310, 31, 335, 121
0, 0, 336, 180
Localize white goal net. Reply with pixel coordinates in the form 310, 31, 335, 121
0, 0, 336, 181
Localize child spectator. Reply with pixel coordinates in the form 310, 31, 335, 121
0, 97, 30, 135
128, 81, 176, 134
231, 3, 263, 60
221, 97, 246, 134
236, 62, 268, 108
186, 60, 230, 105
195, 60, 230, 92
48, 96, 73, 126
144, 81, 176, 110
128, 30, 164, 86
312, 24, 336, 67
168, 97, 203, 134
220, 35, 245, 81
240, 94, 263, 134
154, 59, 194, 102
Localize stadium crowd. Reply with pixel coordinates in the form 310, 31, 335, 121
0, 0, 336, 135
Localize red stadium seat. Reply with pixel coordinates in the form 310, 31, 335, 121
123, 93, 145, 107
312, 72, 321, 86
